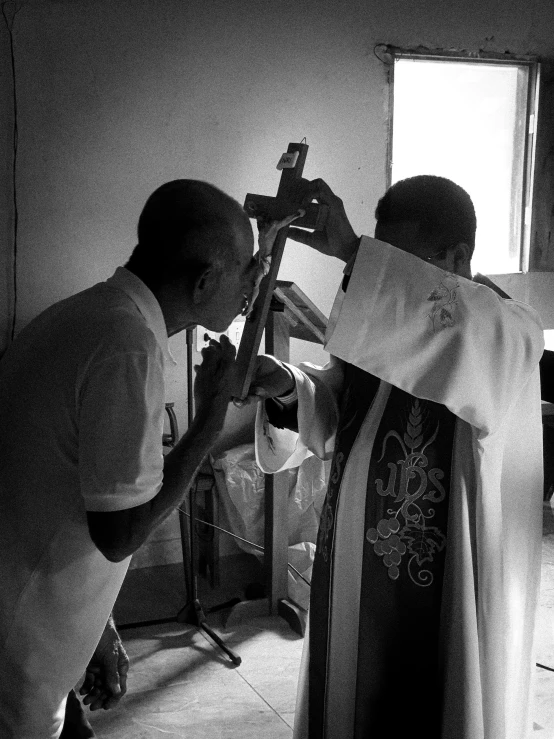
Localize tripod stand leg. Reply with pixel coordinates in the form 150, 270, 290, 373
177, 465, 241, 667
178, 507, 193, 599
177, 598, 242, 665
200, 621, 242, 666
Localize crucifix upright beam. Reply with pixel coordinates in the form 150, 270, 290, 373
232, 142, 327, 399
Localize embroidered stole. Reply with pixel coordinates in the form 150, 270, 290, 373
308, 363, 456, 738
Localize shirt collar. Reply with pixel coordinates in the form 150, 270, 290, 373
105, 267, 177, 366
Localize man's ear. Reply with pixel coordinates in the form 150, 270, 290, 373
192, 265, 219, 305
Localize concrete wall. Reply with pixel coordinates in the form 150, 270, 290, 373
2, 0, 554, 567
0, 5, 15, 350
489, 272, 554, 327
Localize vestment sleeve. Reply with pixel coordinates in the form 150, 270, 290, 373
78, 349, 165, 511
255, 357, 343, 474
325, 236, 544, 436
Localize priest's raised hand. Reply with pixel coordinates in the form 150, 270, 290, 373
287, 177, 360, 263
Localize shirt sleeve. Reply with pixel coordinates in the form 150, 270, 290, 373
325, 236, 545, 436
78, 350, 165, 512
255, 357, 343, 473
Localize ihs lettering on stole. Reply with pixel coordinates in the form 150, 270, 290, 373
366, 398, 447, 586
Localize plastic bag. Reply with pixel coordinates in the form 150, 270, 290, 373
211, 443, 329, 609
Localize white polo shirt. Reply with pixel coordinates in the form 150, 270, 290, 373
0, 267, 172, 738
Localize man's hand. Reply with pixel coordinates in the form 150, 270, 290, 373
234, 354, 295, 407
194, 334, 237, 425
287, 178, 359, 263
79, 617, 129, 711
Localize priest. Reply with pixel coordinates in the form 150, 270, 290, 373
248, 175, 544, 739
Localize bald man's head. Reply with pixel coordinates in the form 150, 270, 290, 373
126, 179, 253, 289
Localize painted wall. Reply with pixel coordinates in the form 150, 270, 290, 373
2, 0, 554, 567
489, 272, 554, 327
0, 10, 14, 349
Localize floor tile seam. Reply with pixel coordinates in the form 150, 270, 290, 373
234, 669, 294, 730
193, 626, 296, 717
116, 665, 249, 697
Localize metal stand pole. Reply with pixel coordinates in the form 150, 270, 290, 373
176, 328, 241, 666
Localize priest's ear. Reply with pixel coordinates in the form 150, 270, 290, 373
452, 242, 472, 277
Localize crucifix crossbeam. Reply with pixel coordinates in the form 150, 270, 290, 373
231, 142, 327, 400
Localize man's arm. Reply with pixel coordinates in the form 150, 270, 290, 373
87, 409, 225, 562
86, 336, 235, 563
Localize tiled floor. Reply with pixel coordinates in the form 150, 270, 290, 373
89, 505, 554, 738
88, 615, 301, 738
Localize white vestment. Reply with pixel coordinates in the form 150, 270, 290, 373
255, 237, 544, 739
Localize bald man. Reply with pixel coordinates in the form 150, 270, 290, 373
0, 180, 265, 738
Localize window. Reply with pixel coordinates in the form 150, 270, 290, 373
389, 53, 539, 274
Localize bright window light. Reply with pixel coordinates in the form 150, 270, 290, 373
391, 57, 537, 274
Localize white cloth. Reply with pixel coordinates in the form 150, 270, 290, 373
256, 237, 544, 739
0, 267, 172, 738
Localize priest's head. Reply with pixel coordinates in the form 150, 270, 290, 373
125, 180, 256, 336
374, 175, 476, 279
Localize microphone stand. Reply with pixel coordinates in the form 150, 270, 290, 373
176, 328, 241, 666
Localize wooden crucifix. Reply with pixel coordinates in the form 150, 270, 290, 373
232, 142, 328, 399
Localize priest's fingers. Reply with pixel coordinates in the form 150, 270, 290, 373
287, 224, 345, 260
293, 177, 359, 262
306, 178, 336, 206
286, 226, 323, 248
289, 177, 338, 209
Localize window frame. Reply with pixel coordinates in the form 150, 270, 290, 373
384, 47, 540, 273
